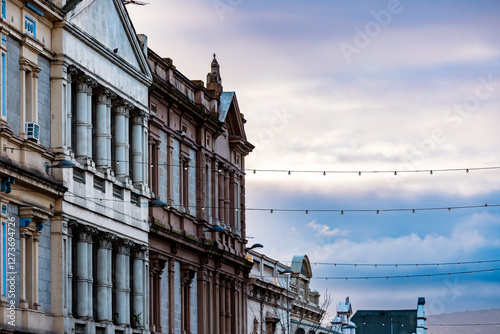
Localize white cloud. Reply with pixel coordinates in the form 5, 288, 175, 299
306, 213, 500, 265
308, 220, 348, 237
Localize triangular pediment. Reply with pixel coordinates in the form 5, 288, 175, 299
220, 92, 246, 139
65, 0, 151, 80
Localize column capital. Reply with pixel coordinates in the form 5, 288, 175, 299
198, 267, 212, 282
74, 75, 97, 93
131, 243, 148, 259
131, 109, 149, 121
76, 225, 98, 242
114, 99, 135, 111
181, 263, 197, 286
95, 87, 116, 104
96, 232, 117, 249
213, 271, 221, 285
115, 238, 134, 255
150, 257, 167, 277
67, 64, 79, 79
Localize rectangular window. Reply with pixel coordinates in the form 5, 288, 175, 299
1, 52, 6, 118
2, 0, 5, 19
205, 164, 211, 223
150, 142, 158, 195
113, 185, 123, 199
93, 176, 105, 192
2, 221, 6, 296
73, 168, 85, 184
130, 193, 139, 206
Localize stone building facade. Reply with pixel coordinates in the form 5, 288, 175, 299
0, 0, 152, 333
248, 252, 335, 334
146, 49, 254, 334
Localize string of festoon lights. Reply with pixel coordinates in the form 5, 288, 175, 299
312, 268, 500, 280
356, 320, 500, 327
10, 145, 494, 175
11, 187, 500, 215
428, 323, 500, 327
248, 166, 500, 175
256, 268, 500, 280
303, 259, 500, 267
5, 146, 499, 175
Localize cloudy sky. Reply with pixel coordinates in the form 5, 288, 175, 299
127, 0, 500, 318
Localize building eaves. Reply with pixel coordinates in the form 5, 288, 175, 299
0, 157, 67, 196
150, 223, 252, 269
152, 74, 220, 128
62, 0, 84, 13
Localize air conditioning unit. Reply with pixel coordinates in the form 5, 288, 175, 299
25, 122, 40, 141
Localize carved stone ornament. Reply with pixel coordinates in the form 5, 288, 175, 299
132, 243, 149, 259
115, 238, 135, 255
76, 225, 98, 242
96, 232, 117, 249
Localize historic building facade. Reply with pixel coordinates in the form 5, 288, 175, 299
146, 49, 254, 333
1, 0, 152, 333
247, 252, 336, 334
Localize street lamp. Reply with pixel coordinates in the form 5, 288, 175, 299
45, 160, 76, 171
244, 243, 264, 251
149, 199, 167, 207
203, 225, 224, 233
281, 269, 293, 334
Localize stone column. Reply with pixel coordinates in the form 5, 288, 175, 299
74, 77, 91, 162
32, 68, 40, 123
114, 100, 132, 179
181, 265, 196, 334
226, 278, 232, 334
31, 227, 43, 310
87, 80, 96, 161
213, 272, 220, 334
18, 227, 28, 308
132, 245, 148, 329
224, 171, 231, 229
75, 225, 96, 319
232, 280, 240, 334
87, 228, 96, 320
149, 256, 166, 332
241, 281, 248, 334
197, 268, 210, 333
142, 126, 149, 187
125, 109, 131, 177
106, 91, 115, 168
220, 276, 226, 334
115, 239, 133, 325
96, 233, 115, 322
65, 66, 78, 149
218, 169, 225, 224
95, 90, 109, 169
131, 111, 147, 186
67, 221, 79, 317
168, 260, 176, 334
